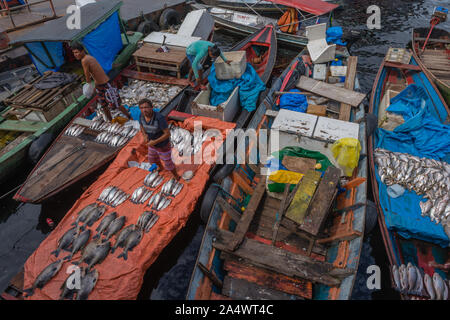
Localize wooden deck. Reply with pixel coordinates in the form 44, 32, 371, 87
419, 49, 450, 86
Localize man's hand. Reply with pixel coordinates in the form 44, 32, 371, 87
147, 140, 156, 147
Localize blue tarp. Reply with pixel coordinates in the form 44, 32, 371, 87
82, 12, 123, 74
375, 84, 450, 247
208, 63, 266, 112
326, 26, 347, 46
25, 42, 65, 75
278, 89, 308, 112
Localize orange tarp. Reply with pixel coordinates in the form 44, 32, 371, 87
24, 116, 235, 300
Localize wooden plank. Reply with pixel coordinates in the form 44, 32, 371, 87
296, 76, 366, 107
133, 43, 187, 64
231, 171, 254, 195
0, 120, 47, 132
298, 166, 340, 236
216, 196, 242, 223
271, 184, 290, 245
198, 262, 223, 289
227, 175, 266, 251
222, 276, 304, 300
285, 170, 321, 225
384, 61, 422, 71
339, 56, 358, 121
223, 257, 312, 299
415, 37, 450, 44
282, 156, 316, 173
213, 228, 345, 286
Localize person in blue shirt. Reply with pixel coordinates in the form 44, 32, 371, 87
186, 40, 231, 89
138, 98, 179, 179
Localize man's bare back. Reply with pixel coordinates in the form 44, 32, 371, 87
81, 55, 109, 85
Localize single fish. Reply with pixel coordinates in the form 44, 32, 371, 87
72, 204, 98, 226
51, 227, 78, 257
64, 229, 91, 261
139, 190, 153, 204
111, 225, 135, 254
148, 193, 157, 207
407, 262, 417, 291
414, 266, 423, 293
24, 260, 63, 297
105, 216, 126, 240
98, 187, 113, 202
424, 273, 435, 300
93, 212, 117, 240
59, 270, 77, 300
392, 265, 401, 290
144, 214, 159, 233
83, 205, 106, 227
156, 196, 167, 211
137, 212, 153, 230
117, 229, 143, 260
86, 241, 111, 271
160, 198, 171, 211
433, 273, 445, 300
399, 264, 408, 292
76, 268, 99, 300
73, 240, 100, 267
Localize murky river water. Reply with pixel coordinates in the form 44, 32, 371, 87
0, 0, 448, 299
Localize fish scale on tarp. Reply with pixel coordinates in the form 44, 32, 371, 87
208, 63, 266, 112
82, 12, 123, 75
375, 84, 450, 247
23, 116, 235, 300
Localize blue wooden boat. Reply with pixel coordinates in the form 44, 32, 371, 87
187, 49, 368, 300
368, 48, 450, 300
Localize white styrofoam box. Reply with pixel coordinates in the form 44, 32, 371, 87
330, 66, 347, 77
313, 116, 359, 142
271, 109, 318, 137
215, 51, 247, 80
143, 32, 201, 48
192, 84, 240, 122
177, 9, 214, 40
313, 64, 327, 81
306, 23, 336, 64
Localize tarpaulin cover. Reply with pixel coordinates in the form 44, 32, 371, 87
25, 42, 65, 75
375, 84, 450, 247
278, 88, 308, 112
82, 12, 123, 74
326, 26, 347, 46
24, 116, 235, 300
264, 0, 339, 16
34, 72, 78, 90
208, 63, 266, 112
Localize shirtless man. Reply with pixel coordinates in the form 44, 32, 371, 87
71, 42, 131, 121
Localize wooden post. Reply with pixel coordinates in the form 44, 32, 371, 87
339, 56, 358, 121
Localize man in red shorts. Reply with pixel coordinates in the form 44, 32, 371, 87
138, 98, 179, 179
71, 42, 131, 121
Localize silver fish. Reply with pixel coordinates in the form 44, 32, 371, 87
152, 175, 164, 188
144, 214, 159, 233
392, 265, 401, 290
172, 183, 183, 197
140, 190, 153, 204
433, 273, 445, 300
148, 193, 157, 207
414, 266, 423, 293
137, 212, 153, 230
399, 264, 408, 292
407, 262, 417, 291
24, 260, 64, 297
76, 268, 99, 300
157, 196, 167, 211
98, 187, 113, 202
152, 192, 162, 210
161, 198, 171, 210
424, 273, 435, 300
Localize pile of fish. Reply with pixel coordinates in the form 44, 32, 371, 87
130, 186, 153, 204
391, 263, 449, 300
169, 124, 210, 156
136, 211, 159, 233
71, 203, 106, 230
119, 80, 182, 109
64, 125, 85, 137
374, 148, 450, 225
97, 186, 129, 207
143, 170, 165, 188
161, 178, 183, 197
148, 191, 172, 211
95, 132, 129, 148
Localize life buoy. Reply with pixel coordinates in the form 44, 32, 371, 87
159, 8, 181, 30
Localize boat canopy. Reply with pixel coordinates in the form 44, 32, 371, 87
10, 0, 126, 75
265, 0, 339, 16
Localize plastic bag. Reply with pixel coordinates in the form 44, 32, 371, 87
83, 82, 95, 98
331, 138, 361, 177
272, 146, 332, 172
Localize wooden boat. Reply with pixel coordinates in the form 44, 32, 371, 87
187, 48, 369, 300
200, 0, 287, 13
14, 24, 276, 203
368, 48, 450, 300
0, 0, 142, 185
191, 1, 338, 49
412, 27, 450, 105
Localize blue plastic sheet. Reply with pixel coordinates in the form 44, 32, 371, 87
326, 26, 347, 46
279, 89, 308, 112
25, 42, 65, 75
82, 12, 123, 74
375, 84, 450, 247
208, 63, 266, 112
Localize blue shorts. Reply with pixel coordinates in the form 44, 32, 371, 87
187, 54, 203, 72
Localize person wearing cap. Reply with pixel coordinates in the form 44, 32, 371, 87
186, 40, 231, 89
138, 98, 179, 180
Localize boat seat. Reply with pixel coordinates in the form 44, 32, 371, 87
305, 23, 336, 64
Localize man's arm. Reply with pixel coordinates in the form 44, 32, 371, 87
191, 54, 202, 80
148, 128, 170, 146
81, 59, 92, 83
140, 125, 148, 142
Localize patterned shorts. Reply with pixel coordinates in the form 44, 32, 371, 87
148, 143, 175, 171
96, 81, 122, 109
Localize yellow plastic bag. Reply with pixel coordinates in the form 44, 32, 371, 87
269, 170, 304, 184
331, 138, 361, 177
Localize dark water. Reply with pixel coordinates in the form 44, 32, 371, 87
1, 0, 449, 299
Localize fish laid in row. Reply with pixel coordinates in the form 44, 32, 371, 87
64, 125, 85, 137
147, 191, 171, 211
136, 211, 159, 233
130, 186, 153, 204
71, 203, 106, 230
97, 186, 129, 207
161, 178, 183, 197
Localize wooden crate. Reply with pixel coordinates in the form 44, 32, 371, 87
133, 43, 187, 79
